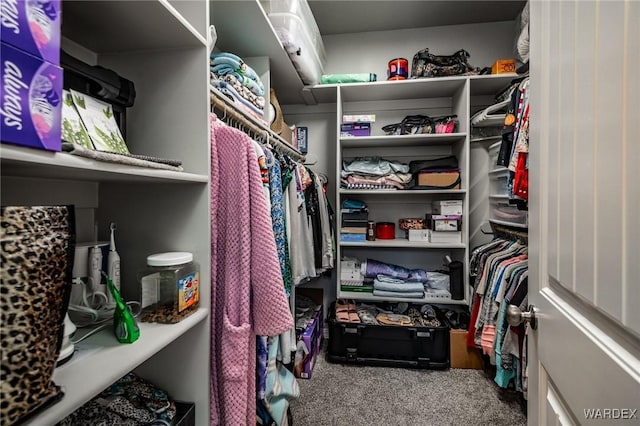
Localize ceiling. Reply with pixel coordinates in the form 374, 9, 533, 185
307, 1, 526, 35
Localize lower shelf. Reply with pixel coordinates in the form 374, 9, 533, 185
23, 308, 209, 425
338, 290, 468, 305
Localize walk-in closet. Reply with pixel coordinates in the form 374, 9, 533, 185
1, 0, 638, 425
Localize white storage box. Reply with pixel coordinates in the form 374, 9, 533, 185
432, 200, 463, 215
489, 169, 509, 197
490, 200, 528, 226
408, 229, 430, 242
264, 0, 326, 84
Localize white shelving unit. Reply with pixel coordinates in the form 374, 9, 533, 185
331, 77, 471, 305
1, 1, 211, 424
322, 74, 520, 306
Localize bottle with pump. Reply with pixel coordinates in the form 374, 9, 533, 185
107, 222, 121, 304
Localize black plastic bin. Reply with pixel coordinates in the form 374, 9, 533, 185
327, 303, 450, 369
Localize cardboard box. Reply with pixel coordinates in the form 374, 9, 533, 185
295, 126, 308, 153
408, 229, 430, 242
430, 231, 462, 244
1, 42, 62, 151
342, 114, 376, 123
432, 200, 463, 215
1, 0, 61, 64
450, 329, 483, 369
295, 288, 323, 379
417, 171, 460, 189
340, 122, 371, 137
491, 59, 516, 75
427, 214, 462, 231
340, 233, 366, 242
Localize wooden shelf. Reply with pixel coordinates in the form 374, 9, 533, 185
1, 145, 209, 184
23, 308, 209, 425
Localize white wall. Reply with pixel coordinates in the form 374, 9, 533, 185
323, 21, 517, 79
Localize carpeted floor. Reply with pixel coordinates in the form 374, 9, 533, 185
290, 344, 527, 426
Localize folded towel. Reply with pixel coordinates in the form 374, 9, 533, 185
373, 289, 424, 299
211, 52, 265, 96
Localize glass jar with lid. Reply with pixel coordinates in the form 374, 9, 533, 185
138, 252, 199, 324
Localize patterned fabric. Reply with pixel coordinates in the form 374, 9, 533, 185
256, 336, 269, 400
59, 373, 176, 425
209, 114, 294, 426
264, 336, 300, 425
266, 149, 293, 296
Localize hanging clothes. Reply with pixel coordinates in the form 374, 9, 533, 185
209, 114, 294, 426
468, 236, 528, 394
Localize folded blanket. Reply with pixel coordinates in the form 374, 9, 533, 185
373, 289, 424, 299
211, 52, 265, 97
221, 74, 265, 109
212, 83, 265, 119
342, 158, 410, 177
62, 142, 183, 171
373, 280, 425, 293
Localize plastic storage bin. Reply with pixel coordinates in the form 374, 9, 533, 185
269, 13, 326, 84
263, 0, 326, 61
489, 169, 509, 197
490, 199, 528, 226
488, 141, 502, 168
327, 303, 450, 369
264, 0, 326, 84
138, 252, 200, 324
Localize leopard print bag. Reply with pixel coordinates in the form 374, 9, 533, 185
1, 206, 75, 425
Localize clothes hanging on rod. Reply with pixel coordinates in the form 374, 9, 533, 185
467, 224, 529, 398
209, 113, 294, 426
210, 112, 334, 426
210, 86, 306, 163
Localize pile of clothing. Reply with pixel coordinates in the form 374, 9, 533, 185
341, 157, 412, 190
362, 258, 429, 299
210, 52, 266, 122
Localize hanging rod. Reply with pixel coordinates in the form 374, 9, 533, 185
489, 220, 528, 244
209, 86, 306, 163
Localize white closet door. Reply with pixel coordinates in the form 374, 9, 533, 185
528, 1, 640, 425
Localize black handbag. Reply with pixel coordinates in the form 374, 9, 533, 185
411, 48, 478, 78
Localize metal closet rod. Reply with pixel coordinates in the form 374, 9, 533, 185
209, 88, 306, 163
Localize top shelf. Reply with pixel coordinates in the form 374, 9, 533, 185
211, 0, 306, 105
62, 0, 207, 53
305, 74, 519, 104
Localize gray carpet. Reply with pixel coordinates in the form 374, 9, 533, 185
290, 345, 527, 426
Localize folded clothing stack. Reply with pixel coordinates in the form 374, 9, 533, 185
210, 52, 266, 121
373, 274, 424, 299
341, 157, 412, 190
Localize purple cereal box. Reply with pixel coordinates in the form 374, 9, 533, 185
1, 42, 62, 151
1, 0, 61, 64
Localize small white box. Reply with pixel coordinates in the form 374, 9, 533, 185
430, 231, 462, 244
432, 200, 463, 215
408, 229, 430, 242
340, 259, 360, 270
